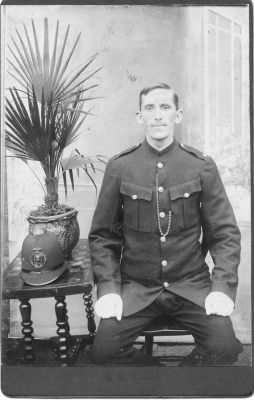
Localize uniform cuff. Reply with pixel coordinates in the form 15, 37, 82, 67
211, 282, 236, 303
97, 281, 121, 299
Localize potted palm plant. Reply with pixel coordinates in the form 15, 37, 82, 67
5, 18, 105, 258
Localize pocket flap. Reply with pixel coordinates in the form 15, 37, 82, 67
120, 182, 153, 201
169, 178, 201, 200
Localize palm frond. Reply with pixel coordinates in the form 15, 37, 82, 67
54, 84, 99, 105
56, 67, 102, 103
6, 18, 103, 205
8, 19, 100, 106
61, 149, 107, 171
83, 165, 97, 196
50, 23, 70, 98
23, 23, 42, 92
48, 21, 59, 91
6, 87, 55, 167
31, 20, 43, 78
61, 166, 68, 198
53, 32, 81, 97
15, 29, 36, 83
7, 46, 31, 85
69, 169, 74, 191
43, 18, 50, 99
54, 54, 99, 101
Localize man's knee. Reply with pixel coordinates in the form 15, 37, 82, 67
209, 336, 242, 359
201, 316, 243, 363
90, 336, 120, 364
90, 342, 109, 364
205, 320, 243, 362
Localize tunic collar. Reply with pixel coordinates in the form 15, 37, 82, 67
142, 136, 178, 156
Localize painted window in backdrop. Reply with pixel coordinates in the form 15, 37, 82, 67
203, 7, 250, 225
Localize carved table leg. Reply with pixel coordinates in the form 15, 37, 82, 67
83, 292, 96, 340
19, 298, 34, 362
54, 296, 71, 366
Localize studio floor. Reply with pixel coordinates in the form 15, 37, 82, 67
1, 337, 251, 367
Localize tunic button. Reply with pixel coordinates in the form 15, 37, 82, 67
184, 192, 190, 198
160, 236, 166, 243
132, 194, 138, 200
161, 260, 168, 267
159, 212, 166, 218
164, 282, 169, 288
157, 162, 163, 169
158, 186, 164, 193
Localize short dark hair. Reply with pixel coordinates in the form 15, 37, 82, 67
139, 83, 179, 110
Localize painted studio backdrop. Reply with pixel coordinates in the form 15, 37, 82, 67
1, 5, 250, 346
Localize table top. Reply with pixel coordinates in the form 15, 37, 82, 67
2, 239, 94, 299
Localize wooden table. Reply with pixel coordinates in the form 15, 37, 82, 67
2, 239, 96, 366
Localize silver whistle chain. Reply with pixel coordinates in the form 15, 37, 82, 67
155, 173, 172, 237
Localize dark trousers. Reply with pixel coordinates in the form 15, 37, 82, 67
91, 291, 242, 365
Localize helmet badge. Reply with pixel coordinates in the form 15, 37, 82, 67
30, 247, 47, 271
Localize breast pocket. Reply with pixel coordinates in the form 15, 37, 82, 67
120, 182, 153, 232
169, 178, 201, 231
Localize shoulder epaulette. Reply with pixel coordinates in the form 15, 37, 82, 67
179, 142, 208, 160
113, 143, 141, 159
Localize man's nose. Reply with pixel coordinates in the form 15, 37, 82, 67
154, 108, 162, 120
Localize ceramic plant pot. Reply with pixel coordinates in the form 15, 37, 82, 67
27, 207, 80, 259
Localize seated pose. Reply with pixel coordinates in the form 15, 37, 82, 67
88, 83, 242, 366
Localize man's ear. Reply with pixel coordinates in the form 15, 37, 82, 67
136, 111, 143, 125
175, 109, 183, 125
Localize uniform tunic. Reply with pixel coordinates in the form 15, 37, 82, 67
89, 138, 241, 317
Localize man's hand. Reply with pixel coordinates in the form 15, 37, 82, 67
95, 293, 123, 321
205, 291, 234, 316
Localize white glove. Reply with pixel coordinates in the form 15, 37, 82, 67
205, 291, 234, 316
94, 293, 123, 321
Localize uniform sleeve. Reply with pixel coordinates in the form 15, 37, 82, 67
88, 158, 124, 299
200, 157, 241, 302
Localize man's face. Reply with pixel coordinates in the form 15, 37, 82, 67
136, 88, 182, 144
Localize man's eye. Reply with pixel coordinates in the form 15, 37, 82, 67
145, 106, 153, 110
162, 105, 170, 110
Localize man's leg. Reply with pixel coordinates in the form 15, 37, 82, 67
90, 305, 161, 365
168, 295, 243, 366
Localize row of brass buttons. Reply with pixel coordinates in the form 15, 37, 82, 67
157, 161, 169, 289
131, 190, 189, 199
132, 191, 189, 199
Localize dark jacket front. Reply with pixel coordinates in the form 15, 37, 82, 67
88, 138, 241, 316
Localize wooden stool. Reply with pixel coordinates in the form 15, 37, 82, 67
141, 316, 193, 361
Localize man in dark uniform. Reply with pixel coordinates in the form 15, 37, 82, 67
88, 83, 242, 365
